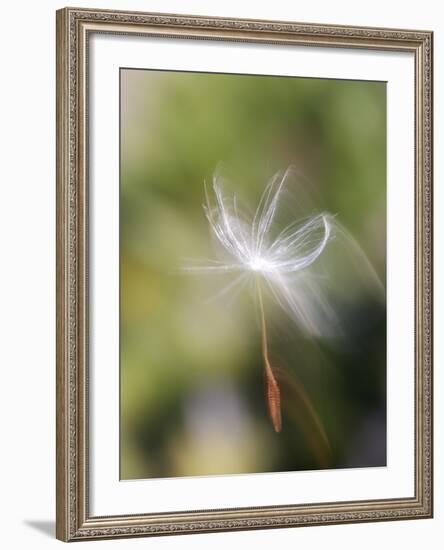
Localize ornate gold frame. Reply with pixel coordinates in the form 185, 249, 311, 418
56, 7, 433, 542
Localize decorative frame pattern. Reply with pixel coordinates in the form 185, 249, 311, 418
56, 7, 433, 542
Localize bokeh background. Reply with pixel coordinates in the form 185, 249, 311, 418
120, 68, 386, 480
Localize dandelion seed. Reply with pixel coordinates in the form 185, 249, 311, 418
183, 166, 337, 432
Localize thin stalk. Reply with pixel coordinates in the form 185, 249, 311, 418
256, 278, 282, 432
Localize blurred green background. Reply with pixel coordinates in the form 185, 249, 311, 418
120, 68, 386, 480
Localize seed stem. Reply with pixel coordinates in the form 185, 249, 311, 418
256, 278, 282, 432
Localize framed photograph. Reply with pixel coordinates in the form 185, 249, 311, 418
56, 7, 433, 541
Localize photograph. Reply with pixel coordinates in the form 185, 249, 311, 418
54, 7, 433, 541
1, 0, 440, 547
120, 68, 387, 480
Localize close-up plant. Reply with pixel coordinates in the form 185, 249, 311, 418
184, 166, 384, 436
120, 69, 387, 479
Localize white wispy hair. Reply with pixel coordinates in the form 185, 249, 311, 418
183, 167, 343, 338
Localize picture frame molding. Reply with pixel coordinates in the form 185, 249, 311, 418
56, 6, 433, 542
